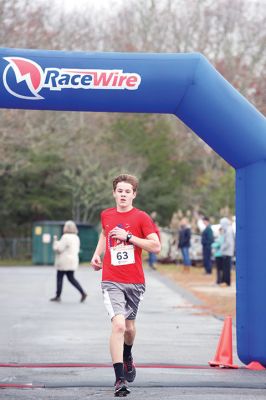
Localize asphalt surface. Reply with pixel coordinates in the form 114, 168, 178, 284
0, 265, 265, 399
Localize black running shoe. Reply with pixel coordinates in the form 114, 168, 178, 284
124, 356, 136, 383
114, 379, 130, 397
80, 293, 87, 303
50, 296, 61, 302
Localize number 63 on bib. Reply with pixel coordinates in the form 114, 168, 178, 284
110, 245, 135, 266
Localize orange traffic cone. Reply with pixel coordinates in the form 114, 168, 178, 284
209, 316, 238, 368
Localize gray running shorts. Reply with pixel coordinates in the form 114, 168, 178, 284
101, 281, 145, 320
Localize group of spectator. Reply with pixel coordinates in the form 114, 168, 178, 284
177, 215, 235, 286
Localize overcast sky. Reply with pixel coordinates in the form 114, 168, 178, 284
49, 0, 123, 12
37, 0, 263, 19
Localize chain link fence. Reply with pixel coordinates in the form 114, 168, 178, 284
0, 238, 32, 260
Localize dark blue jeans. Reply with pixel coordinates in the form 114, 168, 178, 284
148, 252, 157, 267
181, 247, 191, 266
203, 245, 212, 274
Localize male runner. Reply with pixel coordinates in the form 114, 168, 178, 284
91, 174, 161, 397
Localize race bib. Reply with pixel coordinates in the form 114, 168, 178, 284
110, 245, 135, 266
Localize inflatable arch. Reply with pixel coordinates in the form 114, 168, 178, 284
0, 48, 266, 366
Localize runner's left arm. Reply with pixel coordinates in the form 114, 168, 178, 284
110, 228, 161, 253
128, 232, 161, 253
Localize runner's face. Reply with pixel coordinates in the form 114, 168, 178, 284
113, 182, 136, 211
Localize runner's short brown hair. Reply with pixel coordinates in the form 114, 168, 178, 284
113, 174, 139, 192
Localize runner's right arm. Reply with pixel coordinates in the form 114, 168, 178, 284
91, 230, 106, 270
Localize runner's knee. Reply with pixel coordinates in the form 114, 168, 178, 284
125, 325, 135, 337
112, 318, 126, 335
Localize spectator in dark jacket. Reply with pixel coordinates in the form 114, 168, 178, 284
201, 216, 214, 274
178, 218, 191, 273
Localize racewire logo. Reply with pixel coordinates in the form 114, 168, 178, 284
2, 57, 142, 100
3, 57, 44, 100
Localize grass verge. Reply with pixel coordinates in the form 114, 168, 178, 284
156, 263, 236, 319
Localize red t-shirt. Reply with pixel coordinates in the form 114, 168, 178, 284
101, 207, 156, 284
152, 221, 160, 241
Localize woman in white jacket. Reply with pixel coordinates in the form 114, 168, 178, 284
50, 220, 87, 303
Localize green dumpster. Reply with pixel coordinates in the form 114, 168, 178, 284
32, 221, 98, 265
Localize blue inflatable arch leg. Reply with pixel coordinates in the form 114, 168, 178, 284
236, 161, 266, 365
0, 48, 266, 365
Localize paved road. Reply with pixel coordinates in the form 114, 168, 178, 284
0, 266, 265, 399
